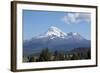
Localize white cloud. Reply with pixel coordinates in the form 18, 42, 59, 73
62, 12, 91, 25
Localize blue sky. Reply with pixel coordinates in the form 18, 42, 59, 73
23, 10, 91, 40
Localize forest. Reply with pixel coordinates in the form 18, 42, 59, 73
23, 47, 91, 62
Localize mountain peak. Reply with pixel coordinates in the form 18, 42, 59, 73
45, 26, 67, 38
37, 26, 67, 39
35, 26, 85, 40
48, 26, 61, 32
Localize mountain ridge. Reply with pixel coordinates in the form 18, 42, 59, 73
23, 26, 90, 55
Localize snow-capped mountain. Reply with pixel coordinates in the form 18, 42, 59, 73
66, 32, 86, 41
23, 26, 90, 55
37, 26, 67, 39
34, 26, 85, 41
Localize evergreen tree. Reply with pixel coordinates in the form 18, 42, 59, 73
86, 49, 91, 59
39, 48, 51, 61
58, 52, 65, 60
28, 56, 35, 62
54, 50, 59, 60
71, 53, 80, 60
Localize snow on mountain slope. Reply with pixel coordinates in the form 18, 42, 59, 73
37, 26, 67, 39
35, 26, 85, 41
66, 32, 86, 41
23, 26, 90, 55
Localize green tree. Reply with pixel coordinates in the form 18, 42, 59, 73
58, 52, 65, 60
54, 50, 59, 60
54, 50, 65, 61
71, 53, 80, 60
39, 48, 51, 61
86, 49, 91, 59
28, 56, 35, 62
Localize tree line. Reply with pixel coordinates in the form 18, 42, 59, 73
23, 48, 91, 62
